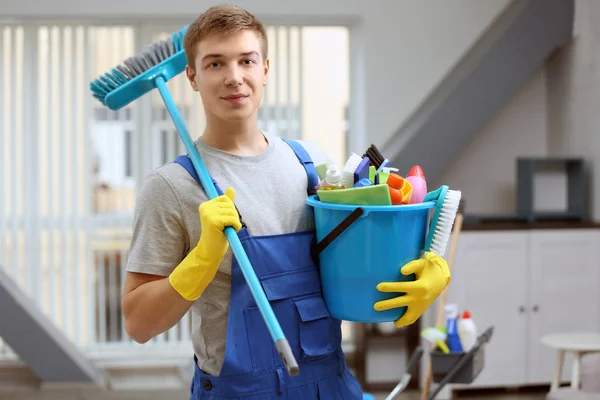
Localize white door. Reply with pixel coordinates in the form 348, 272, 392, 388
447, 231, 530, 388
526, 229, 600, 384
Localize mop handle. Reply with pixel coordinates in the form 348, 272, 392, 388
155, 77, 299, 376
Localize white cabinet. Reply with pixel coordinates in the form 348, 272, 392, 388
527, 230, 600, 384
446, 231, 529, 387
445, 228, 600, 389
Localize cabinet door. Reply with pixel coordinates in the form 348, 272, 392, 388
446, 231, 530, 388
527, 229, 600, 384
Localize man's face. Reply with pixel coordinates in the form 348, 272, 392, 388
185, 30, 269, 123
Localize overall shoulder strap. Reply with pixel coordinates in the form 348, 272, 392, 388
283, 139, 319, 194
173, 155, 225, 196
174, 155, 247, 228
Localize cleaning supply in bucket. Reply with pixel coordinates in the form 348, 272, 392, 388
315, 162, 330, 180
363, 144, 390, 172
378, 167, 399, 185
354, 178, 373, 188
458, 310, 478, 351
381, 166, 399, 174
317, 184, 392, 206
406, 165, 428, 204
316, 165, 345, 190
387, 173, 413, 205
369, 165, 376, 182
341, 153, 364, 188
354, 156, 371, 184
315, 153, 422, 206
445, 304, 464, 353
378, 171, 389, 184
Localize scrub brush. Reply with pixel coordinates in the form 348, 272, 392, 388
363, 144, 390, 171
342, 153, 363, 188
89, 26, 299, 377
423, 185, 461, 257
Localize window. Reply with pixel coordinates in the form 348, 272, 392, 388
0, 21, 353, 353
146, 25, 350, 169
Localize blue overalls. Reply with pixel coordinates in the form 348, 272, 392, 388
174, 140, 364, 400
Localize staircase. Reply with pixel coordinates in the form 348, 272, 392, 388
0, 266, 104, 386
383, 0, 575, 186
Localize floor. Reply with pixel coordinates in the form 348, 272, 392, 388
0, 388, 548, 400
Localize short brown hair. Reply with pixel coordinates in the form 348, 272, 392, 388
184, 5, 268, 69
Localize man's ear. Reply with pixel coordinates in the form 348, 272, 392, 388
186, 65, 198, 91
262, 58, 270, 86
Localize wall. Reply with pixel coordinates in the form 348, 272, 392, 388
439, 67, 549, 216
439, 0, 600, 220
546, 0, 600, 221
0, 0, 511, 153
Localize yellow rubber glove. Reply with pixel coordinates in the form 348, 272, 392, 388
169, 187, 242, 301
373, 251, 451, 328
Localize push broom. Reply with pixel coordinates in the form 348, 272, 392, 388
90, 26, 299, 376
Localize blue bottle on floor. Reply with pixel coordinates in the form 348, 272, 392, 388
445, 304, 464, 353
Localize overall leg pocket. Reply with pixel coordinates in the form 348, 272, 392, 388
293, 295, 335, 362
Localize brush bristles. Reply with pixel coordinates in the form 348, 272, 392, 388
90, 26, 187, 104
342, 153, 363, 188
363, 145, 385, 170
429, 189, 461, 257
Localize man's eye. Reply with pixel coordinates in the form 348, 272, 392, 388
243, 59, 255, 65
209, 62, 220, 68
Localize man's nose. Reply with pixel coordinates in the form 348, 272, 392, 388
224, 65, 243, 86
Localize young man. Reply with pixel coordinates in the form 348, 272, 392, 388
122, 5, 451, 399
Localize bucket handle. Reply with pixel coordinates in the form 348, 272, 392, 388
311, 207, 364, 259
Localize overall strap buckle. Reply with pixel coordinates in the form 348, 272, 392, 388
282, 139, 320, 194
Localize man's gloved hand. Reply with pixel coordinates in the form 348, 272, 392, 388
373, 251, 451, 327
169, 187, 242, 301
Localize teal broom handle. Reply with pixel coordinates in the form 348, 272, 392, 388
154, 77, 299, 376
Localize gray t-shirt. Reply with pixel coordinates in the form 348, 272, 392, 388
126, 132, 331, 376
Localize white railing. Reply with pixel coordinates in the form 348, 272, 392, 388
0, 21, 352, 367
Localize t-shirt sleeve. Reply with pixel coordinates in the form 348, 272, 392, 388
126, 170, 188, 277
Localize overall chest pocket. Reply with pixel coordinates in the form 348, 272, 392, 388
243, 268, 338, 373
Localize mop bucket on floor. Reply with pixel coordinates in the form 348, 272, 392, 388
306, 194, 436, 323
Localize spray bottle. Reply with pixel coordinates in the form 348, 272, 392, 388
445, 304, 464, 353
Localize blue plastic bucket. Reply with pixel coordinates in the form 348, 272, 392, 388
306, 194, 436, 323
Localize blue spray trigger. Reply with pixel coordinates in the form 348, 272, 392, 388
353, 178, 373, 188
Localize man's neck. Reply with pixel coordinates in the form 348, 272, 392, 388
201, 117, 268, 157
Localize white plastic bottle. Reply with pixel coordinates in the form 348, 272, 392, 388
318, 165, 345, 190
458, 310, 477, 351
